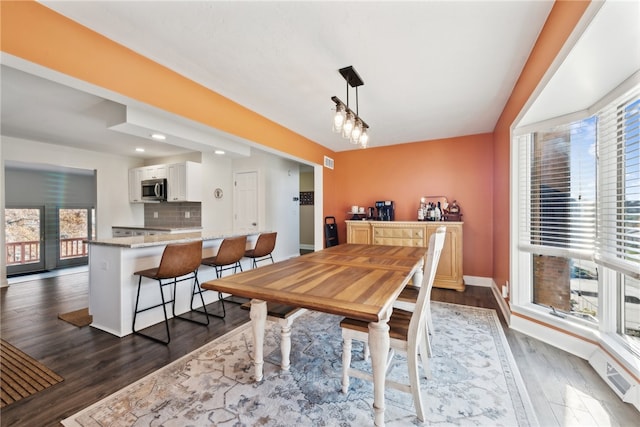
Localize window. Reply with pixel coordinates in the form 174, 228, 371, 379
517, 84, 640, 346
519, 118, 598, 321
598, 91, 640, 347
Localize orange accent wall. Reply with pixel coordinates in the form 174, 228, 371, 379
334, 134, 494, 278
491, 1, 590, 290
0, 0, 334, 186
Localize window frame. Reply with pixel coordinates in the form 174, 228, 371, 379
511, 77, 640, 362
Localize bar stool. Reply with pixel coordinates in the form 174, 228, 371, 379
200, 235, 247, 309
244, 232, 277, 268
132, 240, 208, 345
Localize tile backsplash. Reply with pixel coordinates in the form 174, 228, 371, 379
144, 202, 201, 228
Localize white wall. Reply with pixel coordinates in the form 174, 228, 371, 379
1, 137, 6, 287
201, 151, 233, 232
233, 150, 300, 260
1, 136, 143, 239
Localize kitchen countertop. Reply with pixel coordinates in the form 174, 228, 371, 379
87, 230, 259, 249
111, 225, 202, 232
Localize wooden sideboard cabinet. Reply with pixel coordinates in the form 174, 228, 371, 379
346, 220, 464, 291
347, 221, 371, 244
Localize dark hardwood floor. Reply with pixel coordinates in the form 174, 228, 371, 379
1, 272, 637, 426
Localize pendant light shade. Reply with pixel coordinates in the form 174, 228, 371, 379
331, 66, 370, 148
333, 103, 346, 132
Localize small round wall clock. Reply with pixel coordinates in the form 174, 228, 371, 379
214, 188, 223, 199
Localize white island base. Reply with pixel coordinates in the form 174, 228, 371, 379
88, 232, 256, 337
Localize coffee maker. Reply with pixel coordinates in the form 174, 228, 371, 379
375, 200, 395, 221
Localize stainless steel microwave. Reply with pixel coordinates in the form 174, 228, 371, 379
141, 178, 167, 202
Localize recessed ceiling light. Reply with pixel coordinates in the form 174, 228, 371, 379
135, 147, 145, 152
214, 150, 225, 155
150, 133, 166, 141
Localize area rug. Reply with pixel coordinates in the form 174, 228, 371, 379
0, 339, 64, 408
62, 302, 538, 426
58, 308, 92, 327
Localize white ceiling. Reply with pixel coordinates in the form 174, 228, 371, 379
1, 1, 636, 161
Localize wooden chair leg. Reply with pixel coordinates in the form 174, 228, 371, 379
407, 343, 425, 422
278, 319, 293, 371
419, 335, 432, 379
342, 336, 353, 393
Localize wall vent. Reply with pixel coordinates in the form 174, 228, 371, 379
324, 156, 334, 170
606, 362, 631, 395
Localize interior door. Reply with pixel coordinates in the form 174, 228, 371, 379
233, 171, 259, 234
5, 206, 45, 275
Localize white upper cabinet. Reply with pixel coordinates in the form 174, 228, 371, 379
167, 161, 202, 202
128, 162, 201, 203
128, 168, 144, 203
142, 165, 167, 180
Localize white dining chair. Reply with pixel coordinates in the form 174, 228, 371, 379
340, 226, 446, 422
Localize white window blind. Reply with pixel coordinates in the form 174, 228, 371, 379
518, 119, 597, 259
596, 85, 640, 279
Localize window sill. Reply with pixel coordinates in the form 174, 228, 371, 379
511, 303, 640, 381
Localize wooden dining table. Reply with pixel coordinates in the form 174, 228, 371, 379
201, 243, 427, 426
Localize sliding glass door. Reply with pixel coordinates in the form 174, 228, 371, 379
5, 207, 45, 275
56, 207, 95, 268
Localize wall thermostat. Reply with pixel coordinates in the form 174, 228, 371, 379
214, 188, 223, 199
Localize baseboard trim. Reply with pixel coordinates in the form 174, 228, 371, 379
463, 275, 493, 287
462, 276, 511, 326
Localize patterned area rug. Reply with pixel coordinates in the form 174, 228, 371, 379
62, 302, 538, 426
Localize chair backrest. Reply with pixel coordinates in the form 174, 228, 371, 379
408, 227, 446, 347
156, 240, 203, 279
214, 235, 247, 265
252, 232, 277, 257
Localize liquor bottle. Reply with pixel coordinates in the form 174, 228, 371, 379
436, 201, 442, 221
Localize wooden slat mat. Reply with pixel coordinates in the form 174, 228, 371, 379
0, 340, 63, 408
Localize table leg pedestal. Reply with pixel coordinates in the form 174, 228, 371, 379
250, 299, 267, 381
369, 319, 390, 427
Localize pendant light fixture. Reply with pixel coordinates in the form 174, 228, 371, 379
332, 66, 369, 148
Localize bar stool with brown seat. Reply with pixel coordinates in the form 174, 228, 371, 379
200, 235, 247, 309
132, 240, 209, 345
244, 232, 277, 269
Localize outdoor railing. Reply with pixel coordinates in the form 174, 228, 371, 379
6, 241, 40, 265
60, 237, 88, 259
6, 238, 88, 265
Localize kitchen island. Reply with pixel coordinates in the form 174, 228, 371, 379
86, 231, 259, 337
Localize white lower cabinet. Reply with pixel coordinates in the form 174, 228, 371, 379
112, 227, 169, 238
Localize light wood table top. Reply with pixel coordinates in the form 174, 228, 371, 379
201, 243, 426, 323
